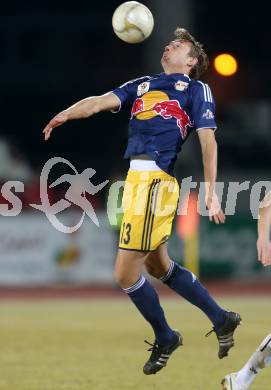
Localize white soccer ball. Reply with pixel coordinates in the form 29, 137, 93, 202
112, 1, 154, 44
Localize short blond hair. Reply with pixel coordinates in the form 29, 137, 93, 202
174, 27, 209, 79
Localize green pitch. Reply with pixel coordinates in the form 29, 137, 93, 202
0, 297, 270, 390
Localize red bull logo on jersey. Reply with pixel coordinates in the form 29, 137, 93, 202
131, 98, 144, 117
131, 91, 193, 140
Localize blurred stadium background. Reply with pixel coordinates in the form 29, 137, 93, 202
0, 1, 270, 389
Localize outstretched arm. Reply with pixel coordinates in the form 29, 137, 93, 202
198, 128, 225, 224
43, 92, 120, 141
257, 191, 271, 266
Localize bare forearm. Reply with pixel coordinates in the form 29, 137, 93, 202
63, 97, 102, 120
43, 92, 120, 140
258, 195, 271, 240
63, 93, 118, 120
257, 193, 271, 265
202, 139, 218, 195
198, 131, 224, 223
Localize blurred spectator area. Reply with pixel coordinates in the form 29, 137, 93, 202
219, 100, 271, 170
0, 138, 102, 210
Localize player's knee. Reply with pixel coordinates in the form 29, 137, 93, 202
114, 264, 125, 286
145, 262, 167, 279
145, 262, 159, 278
114, 262, 133, 288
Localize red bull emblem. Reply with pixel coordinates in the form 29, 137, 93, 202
131, 98, 192, 140
131, 98, 144, 117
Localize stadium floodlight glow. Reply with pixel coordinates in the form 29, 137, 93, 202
214, 53, 238, 76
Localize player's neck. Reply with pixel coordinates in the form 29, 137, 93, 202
163, 65, 190, 76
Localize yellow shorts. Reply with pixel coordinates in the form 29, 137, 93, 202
119, 170, 179, 252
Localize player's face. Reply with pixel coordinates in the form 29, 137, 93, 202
161, 40, 195, 71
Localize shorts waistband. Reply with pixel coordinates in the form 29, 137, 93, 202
126, 169, 176, 182
130, 159, 161, 171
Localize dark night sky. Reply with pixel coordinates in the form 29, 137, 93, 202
195, 1, 270, 98
0, 1, 269, 178
196, 1, 269, 68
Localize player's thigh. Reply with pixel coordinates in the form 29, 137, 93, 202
144, 242, 171, 278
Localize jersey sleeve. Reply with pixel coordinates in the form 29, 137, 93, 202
191, 81, 217, 131
111, 76, 150, 113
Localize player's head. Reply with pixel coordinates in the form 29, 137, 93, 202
161, 28, 209, 79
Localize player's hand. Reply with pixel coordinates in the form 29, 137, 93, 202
257, 238, 271, 266
205, 193, 225, 224
43, 112, 68, 141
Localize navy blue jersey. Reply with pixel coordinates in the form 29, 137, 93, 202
112, 73, 217, 175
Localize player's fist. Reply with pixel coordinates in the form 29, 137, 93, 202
43, 112, 68, 141
257, 237, 271, 266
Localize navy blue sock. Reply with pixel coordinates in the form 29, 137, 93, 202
161, 261, 226, 328
123, 276, 176, 346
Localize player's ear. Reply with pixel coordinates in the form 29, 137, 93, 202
187, 57, 198, 67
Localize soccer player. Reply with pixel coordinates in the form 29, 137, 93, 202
43, 28, 241, 375
222, 192, 271, 389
